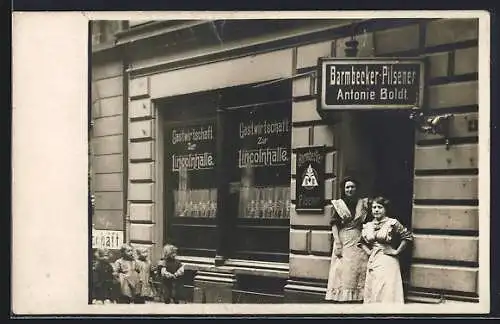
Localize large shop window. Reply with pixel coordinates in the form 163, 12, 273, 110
225, 104, 291, 263
162, 81, 291, 263
163, 93, 218, 258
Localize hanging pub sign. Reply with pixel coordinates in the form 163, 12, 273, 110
317, 58, 425, 111
295, 146, 325, 212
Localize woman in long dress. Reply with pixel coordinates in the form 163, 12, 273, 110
359, 196, 413, 304
325, 177, 370, 303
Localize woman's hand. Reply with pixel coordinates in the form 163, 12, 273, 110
383, 247, 399, 256
357, 242, 372, 256
334, 243, 343, 258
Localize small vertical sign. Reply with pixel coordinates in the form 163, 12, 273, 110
295, 146, 325, 212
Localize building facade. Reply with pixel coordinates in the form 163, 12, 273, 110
90, 18, 480, 304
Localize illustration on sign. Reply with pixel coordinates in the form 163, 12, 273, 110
295, 146, 325, 212
318, 58, 425, 110
301, 164, 319, 189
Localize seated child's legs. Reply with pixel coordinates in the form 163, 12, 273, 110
172, 280, 184, 303
162, 282, 173, 304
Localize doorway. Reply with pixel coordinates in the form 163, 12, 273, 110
357, 110, 415, 225
354, 109, 416, 293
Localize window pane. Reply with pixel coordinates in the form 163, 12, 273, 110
164, 118, 218, 258
228, 104, 292, 220
226, 103, 291, 263
167, 119, 217, 219
161, 92, 219, 257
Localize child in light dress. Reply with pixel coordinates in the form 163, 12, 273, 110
113, 244, 142, 304
135, 247, 155, 304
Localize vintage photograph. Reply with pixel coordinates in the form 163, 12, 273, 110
88, 14, 487, 311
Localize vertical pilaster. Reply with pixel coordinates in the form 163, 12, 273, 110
127, 76, 161, 260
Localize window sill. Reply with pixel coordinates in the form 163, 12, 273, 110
177, 256, 289, 279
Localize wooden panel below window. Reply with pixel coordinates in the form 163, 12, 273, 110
233, 224, 289, 256
170, 223, 218, 253
233, 275, 285, 303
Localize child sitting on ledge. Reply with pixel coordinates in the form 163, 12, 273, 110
152, 244, 185, 304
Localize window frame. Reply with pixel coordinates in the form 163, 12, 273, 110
161, 81, 292, 263
223, 102, 292, 263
